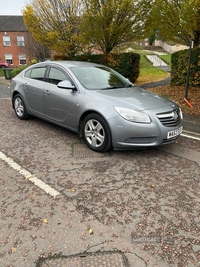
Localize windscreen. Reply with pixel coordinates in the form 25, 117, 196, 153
70, 66, 133, 90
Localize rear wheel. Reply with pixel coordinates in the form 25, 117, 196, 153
13, 94, 30, 120
82, 113, 112, 152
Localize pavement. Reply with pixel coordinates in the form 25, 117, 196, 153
145, 55, 171, 72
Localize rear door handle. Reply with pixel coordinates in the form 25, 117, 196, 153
44, 90, 50, 95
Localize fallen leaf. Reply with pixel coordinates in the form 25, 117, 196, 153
88, 228, 93, 235
44, 218, 48, 224
11, 247, 17, 253
28, 193, 36, 198
147, 85, 200, 117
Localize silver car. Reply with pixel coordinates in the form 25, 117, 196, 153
10, 61, 183, 152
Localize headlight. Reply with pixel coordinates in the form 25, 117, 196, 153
114, 107, 151, 123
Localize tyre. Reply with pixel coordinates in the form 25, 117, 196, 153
82, 113, 112, 152
13, 94, 30, 120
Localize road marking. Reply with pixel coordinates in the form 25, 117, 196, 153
0, 151, 60, 198
181, 130, 200, 141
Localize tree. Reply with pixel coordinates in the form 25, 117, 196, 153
22, 0, 83, 57
145, 0, 200, 47
25, 33, 51, 62
80, 0, 148, 54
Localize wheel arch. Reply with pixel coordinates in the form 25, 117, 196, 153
78, 110, 112, 138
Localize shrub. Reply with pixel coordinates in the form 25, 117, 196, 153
11, 65, 28, 77
171, 47, 200, 87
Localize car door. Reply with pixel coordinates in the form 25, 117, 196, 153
43, 66, 79, 130
23, 66, 47, 115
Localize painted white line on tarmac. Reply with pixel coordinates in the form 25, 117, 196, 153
183, 129, 200, 136
0, 151, 60, 198
181, 133, 200, 141
181, 131, 200, 141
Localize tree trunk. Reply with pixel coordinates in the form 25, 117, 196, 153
193, 30, 200, 47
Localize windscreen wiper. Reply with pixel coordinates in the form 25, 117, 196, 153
101, 84, 125, 90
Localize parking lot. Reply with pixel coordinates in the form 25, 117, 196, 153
0, 83, 200, 266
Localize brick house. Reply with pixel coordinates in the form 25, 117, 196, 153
0, 16, 34, 67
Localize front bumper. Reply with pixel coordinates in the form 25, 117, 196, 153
108, 113, 183, 150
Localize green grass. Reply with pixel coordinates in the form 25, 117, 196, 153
0, 70, 4, 77
160, 54, 171, 66
135, 54, 169, 85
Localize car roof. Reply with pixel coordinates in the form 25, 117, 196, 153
35, 60, 104, 68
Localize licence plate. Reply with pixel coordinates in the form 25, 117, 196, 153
167, 126, 182, 139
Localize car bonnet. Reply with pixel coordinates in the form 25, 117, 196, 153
87, 86, 178, 111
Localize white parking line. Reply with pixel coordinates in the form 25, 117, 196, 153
0, 151, 60, 198
181, 130, 200, 141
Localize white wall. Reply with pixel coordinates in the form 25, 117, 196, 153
154, 40, 188, 53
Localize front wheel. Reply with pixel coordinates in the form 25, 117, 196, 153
82, 113, 112, 152
13, 94, 30, 120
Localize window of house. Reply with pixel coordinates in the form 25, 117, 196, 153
19, 54, 26, 65
3, 36, 11, 46
17, 36, 25, 46
5, 54, 13, 64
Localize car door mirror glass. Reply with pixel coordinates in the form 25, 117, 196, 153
57, 80, 76, 90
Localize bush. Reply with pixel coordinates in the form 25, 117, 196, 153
171, 47, 200, 87
11, 65, 28, 77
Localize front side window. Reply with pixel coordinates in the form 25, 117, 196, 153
3, 36, 11, 46
5, 54, 13, 64
17, 36, 25, 46
48, 67, 69, 85
19, 54, 26, 65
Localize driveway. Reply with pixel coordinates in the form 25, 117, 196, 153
0, 82, 200, 266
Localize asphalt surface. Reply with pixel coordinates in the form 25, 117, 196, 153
0, 77, 200, 267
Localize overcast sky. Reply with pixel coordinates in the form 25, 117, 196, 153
0, 0, 28, 15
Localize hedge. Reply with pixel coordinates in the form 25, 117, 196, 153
171, 47, 200, 87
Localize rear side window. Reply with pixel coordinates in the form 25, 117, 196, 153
25, 67, 46, 81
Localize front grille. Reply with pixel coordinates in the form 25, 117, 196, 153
163, 135, 180, 144
157, 108, 182, 127
125, 137, 156, 144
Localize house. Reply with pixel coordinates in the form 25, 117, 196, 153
0, 16, 33, 67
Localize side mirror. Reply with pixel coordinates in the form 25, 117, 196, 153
57, 80, 77, 90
